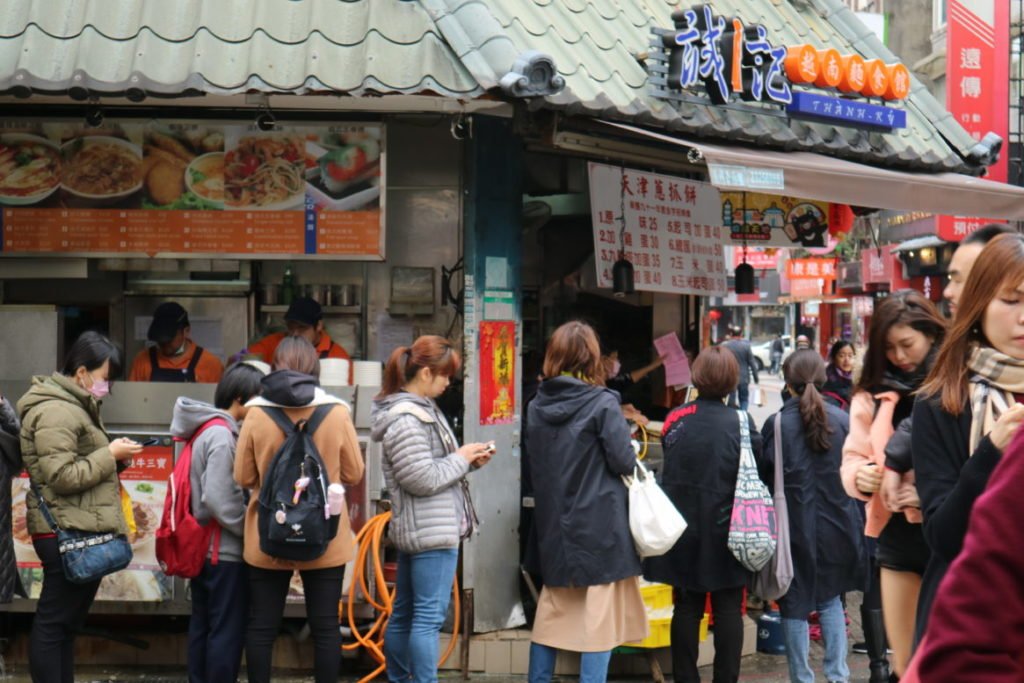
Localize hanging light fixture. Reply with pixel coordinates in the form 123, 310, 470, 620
613, 165, 635, 297
734, 192, 755, 294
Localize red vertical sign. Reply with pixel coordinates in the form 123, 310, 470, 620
939, 0, 1010, 240
479, 321, 515, 425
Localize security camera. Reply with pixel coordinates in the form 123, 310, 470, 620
256, 112, 276, 131
85, 106, 104, 128
967, 132, 1003, 168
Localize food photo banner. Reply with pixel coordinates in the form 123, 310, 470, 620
0, 120, 384, 259
589, 162, 727, 297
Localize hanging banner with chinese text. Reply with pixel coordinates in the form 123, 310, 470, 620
786, 258, 836, 281
479, 321, 515, 426
938, 0, 1009, 241
589, 163, 726, 296
721, 192, 831, 248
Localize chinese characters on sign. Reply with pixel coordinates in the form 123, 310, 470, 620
666, 4, 791, 105
479, 321, 515, 426
589, 163, 726, 297
786, 257, 836, 281
939, 0, 1009, 241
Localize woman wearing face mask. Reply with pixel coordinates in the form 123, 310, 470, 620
822, 340, 856, 412
841, 291, 947, 680
17, 331, 143, 683
912, 233, 1024, 648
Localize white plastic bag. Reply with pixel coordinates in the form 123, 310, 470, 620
623, 460, 687, 558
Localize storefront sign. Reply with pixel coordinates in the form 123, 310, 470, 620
708, 164, 785, 191
589, 163, 726, 296
654, 4, 909, 129
861, 246, 895, 285
787, 92, 907, 130
721, 192, 831, 248
938, 0, 1010, 241
731, 247, 779, 270
0, 120, 385, 259
786, 257, 836, 281
479, 321, 515, 426
789, 277, 823, 299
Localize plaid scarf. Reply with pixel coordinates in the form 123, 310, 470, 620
967, 345, 1024, 453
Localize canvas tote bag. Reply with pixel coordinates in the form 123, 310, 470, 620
750, 411, 794, 601
727, 410, 777, 572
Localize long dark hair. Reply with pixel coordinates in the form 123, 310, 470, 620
855, 290, 946, 394
783, 350, 832, 452
61, 331, 123, 380
922, 233, 1024, 413
379, 335, 460, 397
827, 340, 854, 370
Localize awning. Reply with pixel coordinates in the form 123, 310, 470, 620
601, 121, 1024, 221
891, 235, 950, 252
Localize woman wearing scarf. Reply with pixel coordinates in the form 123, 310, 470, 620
911, 233, 1024, 650
841, 290, 947, 681
822, 340, 856, 412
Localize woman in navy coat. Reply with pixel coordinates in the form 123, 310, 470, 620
645, 347, 763, 683
761, 350, 865, 683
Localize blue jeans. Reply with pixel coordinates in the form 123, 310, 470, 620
731, 383, 750, 410
528, 642, 612, 683
385, 547, 459, 683
782, 595, 849, 683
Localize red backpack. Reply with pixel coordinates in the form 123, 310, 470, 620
155, 418, 229, 578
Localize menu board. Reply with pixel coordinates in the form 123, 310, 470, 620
14, 443, 174, 602
0, 120, 384, 259
589, 162, 727, 296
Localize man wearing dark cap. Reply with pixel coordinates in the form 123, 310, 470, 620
247, 296, 351, 365
128, 302, 225, 383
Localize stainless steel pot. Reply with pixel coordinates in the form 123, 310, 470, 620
339, 284, 358, 307
260, 283, 280, 306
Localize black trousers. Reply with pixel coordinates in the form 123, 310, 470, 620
30, 536, 102, 683
188, 559, 248, 683
671, 586, 745, 683
245, 564, 345, 683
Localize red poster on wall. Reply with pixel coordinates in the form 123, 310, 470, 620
479, 321, 515, 425
939, 0, 1010, 241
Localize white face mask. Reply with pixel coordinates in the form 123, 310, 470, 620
169, 340, 187, 357
610, 360, 622, 377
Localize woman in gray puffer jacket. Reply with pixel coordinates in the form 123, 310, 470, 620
370, 336, 493, 683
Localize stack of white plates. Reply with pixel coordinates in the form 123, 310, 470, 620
353, 360, 383, 387
320, 358, 351, 386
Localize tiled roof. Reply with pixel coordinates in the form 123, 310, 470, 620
438, 0, 974, 174
0, 0, 979, 174
0, 0, 482, 97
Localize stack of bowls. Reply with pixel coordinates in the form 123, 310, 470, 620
320, 359, 351, 386
353, 360, 383, 387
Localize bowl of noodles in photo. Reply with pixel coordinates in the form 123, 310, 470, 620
225, 135, 307, 210
61, 135, 143, 204
0, 134, 62, 206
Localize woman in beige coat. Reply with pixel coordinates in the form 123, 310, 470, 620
234, 337, 364, 683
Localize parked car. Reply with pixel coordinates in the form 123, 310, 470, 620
752, 335, 792, 372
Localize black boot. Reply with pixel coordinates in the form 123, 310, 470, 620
861, 606, 890, 683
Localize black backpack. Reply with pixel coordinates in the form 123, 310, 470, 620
257, 405, 338, 561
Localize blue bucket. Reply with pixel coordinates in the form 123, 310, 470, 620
756, 610, 787, 655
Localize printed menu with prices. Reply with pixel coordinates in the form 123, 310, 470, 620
589, 163, 727, 296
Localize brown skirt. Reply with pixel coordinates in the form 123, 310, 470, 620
531, 576, 649, 652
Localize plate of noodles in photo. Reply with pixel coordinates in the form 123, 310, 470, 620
224, 135, 307, 210
0, 133, 62, 206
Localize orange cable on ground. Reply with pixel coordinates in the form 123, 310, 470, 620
341, 511, 461, 683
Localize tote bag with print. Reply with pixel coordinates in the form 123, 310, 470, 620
727, 410, 777, 572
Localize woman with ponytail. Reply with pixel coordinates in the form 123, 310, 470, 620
762, 349, 865, 683
370, 336, 492, 683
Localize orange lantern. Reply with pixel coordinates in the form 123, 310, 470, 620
814, 49, 843, 88
884, 63, 911, 100
785, 44, 819, 84
837, 54, 867, 93
861, 59, 889, 97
